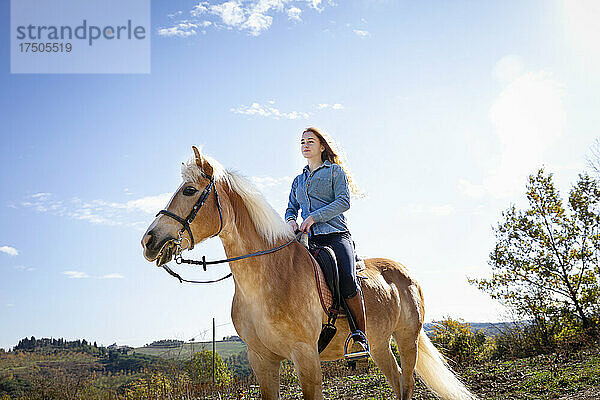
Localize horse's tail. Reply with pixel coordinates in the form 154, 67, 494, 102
415, 330, 479, 400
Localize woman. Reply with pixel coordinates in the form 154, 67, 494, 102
285, 127, 369, 357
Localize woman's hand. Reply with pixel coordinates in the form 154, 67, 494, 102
287, 220, 299, 232
299, 215, 315, 232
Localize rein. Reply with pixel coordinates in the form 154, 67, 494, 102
161, 231, 304, 284
156, 175, 304, 284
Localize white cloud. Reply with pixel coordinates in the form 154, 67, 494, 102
63, 271, 124, 279
18, 192, 172, 230
63, 270, 90, 279
163, 0, 334, 37
287, 6, 302, 21
251, 176, 292, 189
158, 22, 198, 37
231, 102, 310, 119
6, 304, 14, 308
253, 0, 285, 14
102, 273, 125, 279
191, 2, 209, 16
14, 265, 36, 272
353, 29, 369, 38
306, 0, 323, 11
0, 246, 18, 256
317, 103, 344, 110
124, 193, 173, 214
242, 12, 273, 36
211, 1, 245, 27
30, 192, 51, 200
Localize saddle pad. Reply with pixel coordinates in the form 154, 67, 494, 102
307, 251, 346, 316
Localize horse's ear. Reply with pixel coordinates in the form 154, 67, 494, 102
192, 146, 214, 177
192, 146, 202, 165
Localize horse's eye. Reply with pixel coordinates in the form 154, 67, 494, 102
183, 187, 198, 196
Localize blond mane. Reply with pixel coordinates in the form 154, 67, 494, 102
181, 153, 294, 245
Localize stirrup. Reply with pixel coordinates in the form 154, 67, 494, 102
343, 330, 370, 360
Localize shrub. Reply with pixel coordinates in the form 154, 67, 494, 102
430, 317, 487, 365
186, 350, 232, 385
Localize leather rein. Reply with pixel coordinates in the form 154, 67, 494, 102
156, 175, 302, 284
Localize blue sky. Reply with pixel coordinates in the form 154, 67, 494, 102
1, 0, 600, 350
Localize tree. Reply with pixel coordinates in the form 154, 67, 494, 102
187, 350, 232, 385
470, 168, 600, 339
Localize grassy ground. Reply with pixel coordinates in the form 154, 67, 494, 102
216, 347, 600, 399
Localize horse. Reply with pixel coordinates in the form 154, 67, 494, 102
141, 146, 478, 400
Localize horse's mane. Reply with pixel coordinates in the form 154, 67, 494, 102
181, 154, 294, 245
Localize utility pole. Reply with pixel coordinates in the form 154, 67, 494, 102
212, 317, 216, 384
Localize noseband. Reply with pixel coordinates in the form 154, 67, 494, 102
156, 176, 224, 251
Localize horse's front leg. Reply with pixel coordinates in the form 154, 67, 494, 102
290, 342, 324, 400
248, 348, 283, 400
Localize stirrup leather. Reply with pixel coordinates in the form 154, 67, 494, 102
343, 330, 370, 360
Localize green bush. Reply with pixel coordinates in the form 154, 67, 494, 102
186, 350, 232, 385
430, 317, 487, 365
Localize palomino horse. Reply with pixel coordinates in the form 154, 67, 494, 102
141, 147, 478, 400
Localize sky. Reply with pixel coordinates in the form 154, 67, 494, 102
1, 0, 600, 350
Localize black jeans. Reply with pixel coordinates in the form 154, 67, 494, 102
309, 231, 359, 299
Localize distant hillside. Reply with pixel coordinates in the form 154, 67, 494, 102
0, 337, 163, 398
133, 340, 246, 360
134, 321, 512, 362
423, 321, 515, 337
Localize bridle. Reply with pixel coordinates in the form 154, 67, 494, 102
154, 174, 303, 284
156, 175, 224, 252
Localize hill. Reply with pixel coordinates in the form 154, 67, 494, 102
133, 339, 246, 360
423, 321, 516, 337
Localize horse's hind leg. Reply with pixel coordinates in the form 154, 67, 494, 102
370, 336, 403, 399
392, 330, 419, 400
289, 342, 324, 400
248, 348, 282, 400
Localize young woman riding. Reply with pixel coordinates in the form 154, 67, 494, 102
285, 127, 369, 357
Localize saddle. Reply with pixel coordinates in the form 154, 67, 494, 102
303, 239, 367, 354
309, 245, 346, 317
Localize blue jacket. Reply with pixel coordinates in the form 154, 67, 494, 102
285, 160, 350, 235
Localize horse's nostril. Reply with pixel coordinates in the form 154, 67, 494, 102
142, 232, 153, 249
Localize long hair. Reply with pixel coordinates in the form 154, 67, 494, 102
303, 127, 363, 197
